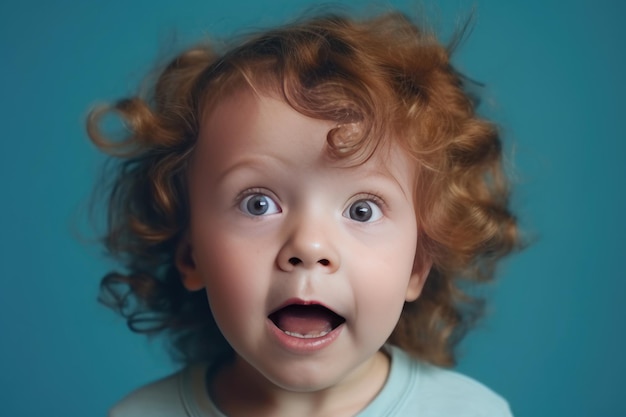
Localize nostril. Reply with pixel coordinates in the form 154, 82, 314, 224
318, 259, 330, 266
288, 257, 302, 266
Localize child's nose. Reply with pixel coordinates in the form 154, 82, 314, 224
276, 217, 340, 273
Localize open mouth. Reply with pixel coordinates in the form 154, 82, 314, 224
268, 303, 346, 339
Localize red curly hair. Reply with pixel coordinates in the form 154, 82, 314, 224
88, 11, 518, 367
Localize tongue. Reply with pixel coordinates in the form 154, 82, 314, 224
272, 305, 337, 337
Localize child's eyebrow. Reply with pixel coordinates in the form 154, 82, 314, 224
357, 166, 412, 200
212, 155, 412, 199
215, 157, 274, 183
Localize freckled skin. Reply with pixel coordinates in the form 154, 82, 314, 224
176, 89, 430, 416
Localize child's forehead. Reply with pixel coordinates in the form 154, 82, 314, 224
198, 86, 333, 155
199, 85, 408, 164
199, 79, 278, 126
194, 87, 415, 180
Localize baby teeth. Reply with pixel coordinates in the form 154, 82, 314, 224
283, 329, 330, 339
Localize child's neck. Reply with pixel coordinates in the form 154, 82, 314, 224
210, 350, 390, 417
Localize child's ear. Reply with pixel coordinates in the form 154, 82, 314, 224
175, 235, 204, 291
405, 259, 432, 302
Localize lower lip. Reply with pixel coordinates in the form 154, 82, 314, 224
266, 319, 344, 353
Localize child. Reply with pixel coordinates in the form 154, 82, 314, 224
88, 10, 518, 417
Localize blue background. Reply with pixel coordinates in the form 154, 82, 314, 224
1, 0, 624, 416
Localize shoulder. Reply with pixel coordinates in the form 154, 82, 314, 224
108, 367, 193, 417
416, 364, 512, 416
391, 347, 513, 417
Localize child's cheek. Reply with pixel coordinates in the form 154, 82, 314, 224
196, 232, 269, 301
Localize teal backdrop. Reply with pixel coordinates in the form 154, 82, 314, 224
1, 0, 624, 416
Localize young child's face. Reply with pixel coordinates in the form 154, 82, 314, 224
178, 87, 428, 392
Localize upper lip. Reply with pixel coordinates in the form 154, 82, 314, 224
268, 298, 337, 315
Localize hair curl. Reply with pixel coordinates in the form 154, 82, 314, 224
88, 11, 518, 367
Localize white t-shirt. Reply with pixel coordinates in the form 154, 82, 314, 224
110, 345, 513, 416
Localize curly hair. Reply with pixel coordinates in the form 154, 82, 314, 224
87, 11, 518, 367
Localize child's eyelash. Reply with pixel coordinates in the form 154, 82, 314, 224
235, 187, 271, 201
234, 189, 388, 212
354, 192, 388, 210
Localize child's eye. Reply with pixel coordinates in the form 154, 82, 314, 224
343, 199, 383, 222
239, 193, 281, 216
